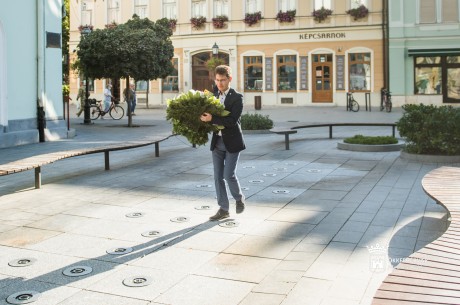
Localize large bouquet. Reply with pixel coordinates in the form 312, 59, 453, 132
166, 90, 229, 146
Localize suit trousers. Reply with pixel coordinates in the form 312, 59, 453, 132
212, 136, 244, 211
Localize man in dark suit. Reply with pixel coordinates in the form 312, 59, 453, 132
200, 65, 246, 221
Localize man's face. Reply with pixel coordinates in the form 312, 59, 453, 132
215, 73, 231, 92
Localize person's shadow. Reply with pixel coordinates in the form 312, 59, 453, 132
0, 220, 222, 301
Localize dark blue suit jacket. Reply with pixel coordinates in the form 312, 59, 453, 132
209, 88, 246, 153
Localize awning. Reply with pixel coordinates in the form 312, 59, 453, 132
408, 48, 460, 56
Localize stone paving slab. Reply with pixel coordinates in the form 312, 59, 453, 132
0, 106, 457, 304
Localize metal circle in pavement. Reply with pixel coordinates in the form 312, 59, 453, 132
196, 184, 212, 188
195, 205, 211, 210
263, 173, 277, 177
62, 266, 93, 277
307, 169, 321, 173
285, 162, 298, 166
273, 190, 290, 194
106, 247, 133, 255
6, 291, 41, 304
170, 216, 189, 223
273, 167, 287, 171
126, 212, 144, 218
241, 187, 249, 191
219, 220, 240, 228
141, 230, 163, 238
122, 276, 153, 287
8, 258, 37, 267
243, 165, 255, 169
249, 180, 264, 184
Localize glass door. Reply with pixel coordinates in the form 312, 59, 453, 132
312, 54, 333, 103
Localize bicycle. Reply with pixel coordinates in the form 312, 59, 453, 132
380, 88, 392, 112
89, 98, 124, 120
346, 92, 360, 112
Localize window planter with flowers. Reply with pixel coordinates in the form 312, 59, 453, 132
312, 7, 333, 23
243, 11, 262, 26
190, 16, 207, 30
169, 19, 177, 31
78, 24, 94, 33
105, 21, 118, 29
212, 15, 229, 29
276, 9, 296, 23
346, 5, 369, 21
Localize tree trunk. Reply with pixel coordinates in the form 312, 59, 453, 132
126, 77, 132, 127
146, 81, 149, 109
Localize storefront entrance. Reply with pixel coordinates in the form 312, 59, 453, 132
192, 52, 229, 91
312, 54, 333, 103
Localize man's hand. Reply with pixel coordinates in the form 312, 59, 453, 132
200, 112, 212, 122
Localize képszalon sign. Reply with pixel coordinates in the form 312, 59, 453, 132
300, 32, 346, 39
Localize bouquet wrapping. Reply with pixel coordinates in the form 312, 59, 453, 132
166, 90, 229, 146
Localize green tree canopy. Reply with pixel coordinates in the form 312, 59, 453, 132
77, 16, 174, 81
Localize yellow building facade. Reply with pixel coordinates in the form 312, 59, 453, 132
70, 0, 384, 108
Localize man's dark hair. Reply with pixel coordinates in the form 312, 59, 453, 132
215, 65, 232, 78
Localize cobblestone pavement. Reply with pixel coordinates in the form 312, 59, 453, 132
0, 104, 455, 305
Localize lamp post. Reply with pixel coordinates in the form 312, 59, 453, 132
80, 26, 92, 124
212, 42, 219, 57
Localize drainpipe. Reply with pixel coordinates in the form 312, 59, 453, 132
37, 0, 46, 142
382, 0, 389, 90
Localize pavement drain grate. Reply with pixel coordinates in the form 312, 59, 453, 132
273, 190, 290, 194
106, 247, 133, 255
123, 276, 153, 287
126, 212, 144, 218
219, 220, 240, 228
249, 180, 264, 184
62, 266, 93, 277
195, 205, 211, 210
141, 230, 163, 238
8, 258, 37, 267
170, 216, 189, 223
6, 291, 41, 304
307, 169, 321, 173
263, 173, 277, 177
196, 184, 212, 188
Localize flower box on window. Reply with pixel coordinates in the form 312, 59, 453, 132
169, 19, 177, 31
276, 10, 296, 23
105, 21, 118, 29
78, 24, 94, 33
346, 5, 369, 21
212, 15, 228, 29
190, 16, 207, 30
312, 7, 333, 23
243, 11, 262, 26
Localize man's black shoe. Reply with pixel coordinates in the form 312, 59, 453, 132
236, 200, 245, 214
209, 209, 230, 221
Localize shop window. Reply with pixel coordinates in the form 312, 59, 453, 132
244, 56, 263, 91
192, 0, 206, 18
246, 0, 262, 13
163, 0, 176, 19
136, 80, 148, 92
277, 55, 297, 91
107, 0, 120, 24
135, 0, 148, 19
414, 56, 441, 94
314, 0, 331, 9
81, 0, 93, 25
279, 0, 295, 11
349, 52, 371, 91
350, 0, 367, 9
163, 58, 179, 92
214, 0, 229, 16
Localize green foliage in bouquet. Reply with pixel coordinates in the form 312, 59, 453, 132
166, 90, 229, 146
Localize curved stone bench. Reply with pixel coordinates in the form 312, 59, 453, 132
372, 166, 460, 305
0, 134, 174, 189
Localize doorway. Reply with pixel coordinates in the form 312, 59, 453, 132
312, 54, 333, 103
192, 52, 229, 91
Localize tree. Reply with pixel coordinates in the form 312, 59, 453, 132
62, 0, 70, 95
77, 16, 174, 126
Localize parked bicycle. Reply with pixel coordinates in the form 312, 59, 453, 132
380, 88, 392, 112
346, 92, 360, 112
89, 98, 124, 120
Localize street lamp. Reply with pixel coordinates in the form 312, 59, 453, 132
212, 42, 219, 57
80, 26, 92, 124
